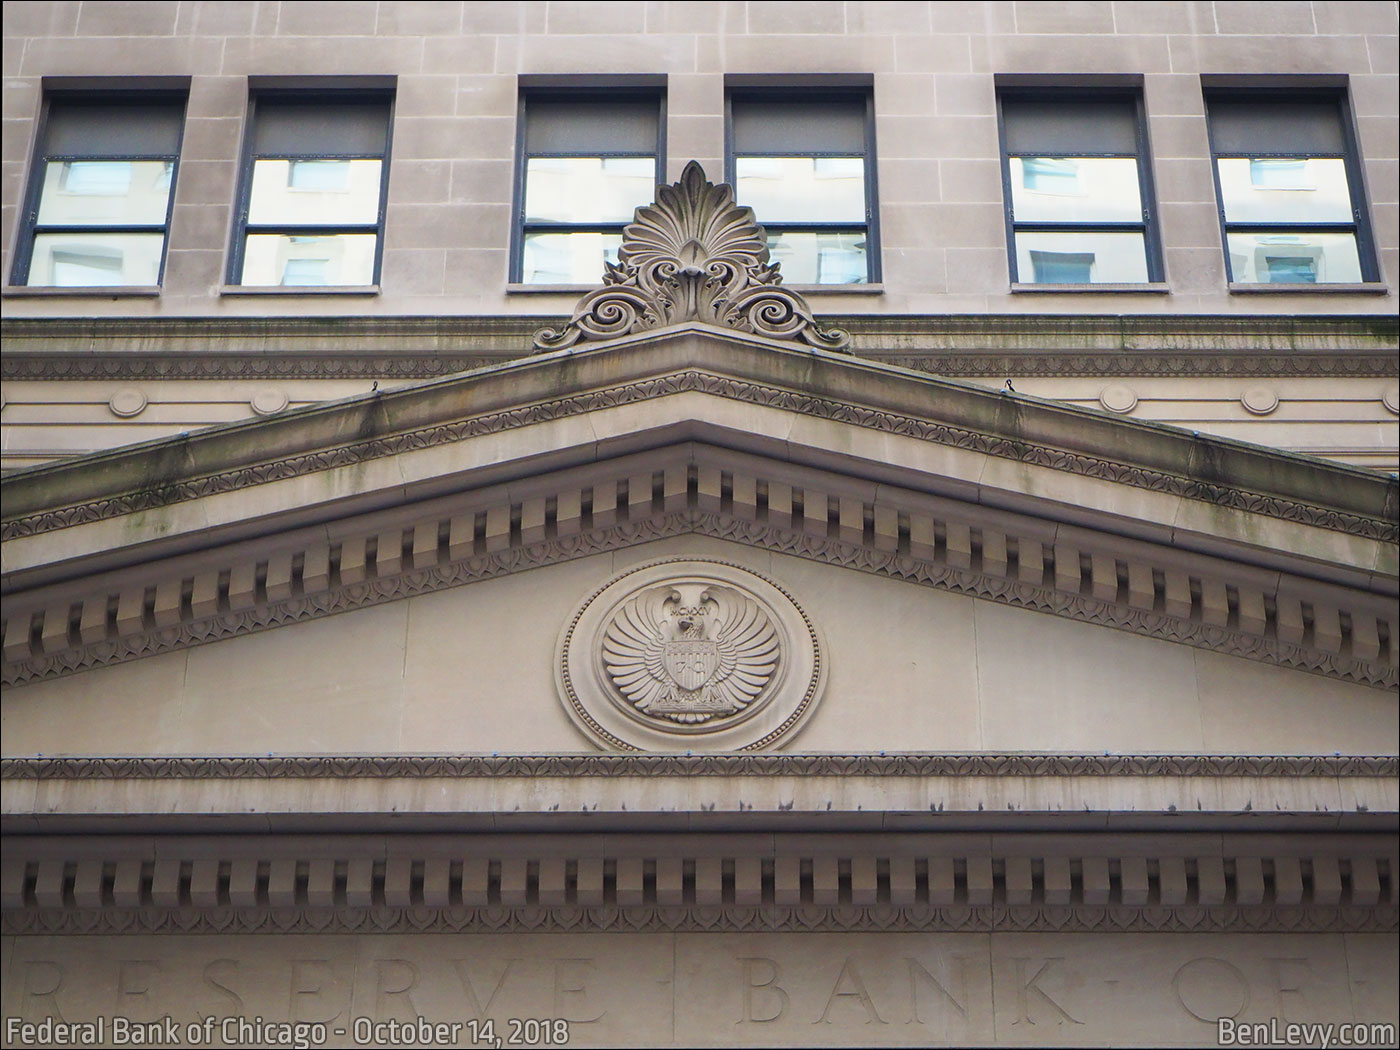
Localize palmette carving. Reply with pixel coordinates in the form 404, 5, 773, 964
534, 162, 850, 351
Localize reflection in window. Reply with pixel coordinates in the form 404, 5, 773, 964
1263, 254, 1316, 283
1206, 93, 1376, 284
515, 92, 660, 284
998, 92, 1158, 284
764, 231, 866, 285
524, 156, 654, 224
1021, 157, 1082, 195
288, 159, 351, 191
61, 161, 132, 195
14, 95, 184, 286
1224, 231, 1362, 284
1030, 250, 1093, 284
728, 91, 876, 284
30, 232, 165, 286
522, 231, 623, 285
735, 157, 866, 225
1249, 158, 1311, 189
52, 245, 124, 285
232, 93, 392, 286
281, 257, 328, 285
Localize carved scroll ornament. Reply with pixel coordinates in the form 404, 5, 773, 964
534, 161, 851, 352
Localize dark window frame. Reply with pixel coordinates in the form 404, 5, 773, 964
511, 76, 667, 285
11, 79, 189, 288
1202, 79, 1378, 285
723, 76, 881, 284
995, 79, 1163, 285
228, 80, 396, 287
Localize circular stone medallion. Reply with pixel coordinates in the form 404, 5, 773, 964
557, 559, 825, 751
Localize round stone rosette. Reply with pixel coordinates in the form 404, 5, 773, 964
557, 559, 825, 751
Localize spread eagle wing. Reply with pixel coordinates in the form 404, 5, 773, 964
601, 591, 670, 712
710, 590, 779, 710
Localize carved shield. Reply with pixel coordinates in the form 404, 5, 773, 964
663, 640, 719, 692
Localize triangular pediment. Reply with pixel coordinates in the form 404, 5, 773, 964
2, 325, 1395, 700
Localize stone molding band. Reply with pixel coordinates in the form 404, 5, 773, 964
4, 754, 1395, 779
4, 904, 1392, 937
3, 351, 1397, 381
3, 312, 1394, 380
3, 834, 1394, 936
4, 372, 1393, 543
5, 463, 1396, 691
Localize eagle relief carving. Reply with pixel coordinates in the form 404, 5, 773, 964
602, 583, 780, 725
557, 559, 824, 751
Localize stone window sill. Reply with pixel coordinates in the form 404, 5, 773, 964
1228, 282, 1390, 295
220, 285, 381, 297
2, 285, 161, 298
1011, 283, 1171, 294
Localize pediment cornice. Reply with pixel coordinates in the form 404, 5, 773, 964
3, 326, 1393, 546
3, 438, 1396, 692
3, 326, 1395, 692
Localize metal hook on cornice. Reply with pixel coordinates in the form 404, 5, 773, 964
534, 161, 851, 353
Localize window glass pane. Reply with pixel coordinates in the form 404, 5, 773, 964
522, 231, 623, 284
240, 233, 378, 286
1014, 231, 1149, 283
1009, 158, 1142, 223
524, 157, 654, 224
27, 232, 165, 286
764, 230, 867, 284
1225, 231, 1362, 284
246, 158, 382, 225
36, 160, 173, 225
1216, 157, 1353, 224
735, 157, 866, 225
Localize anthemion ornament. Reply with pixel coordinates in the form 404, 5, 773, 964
557, 559, 826, 751
534, 161, 850, 352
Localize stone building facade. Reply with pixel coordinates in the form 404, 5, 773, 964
1, 3, 1396, 1047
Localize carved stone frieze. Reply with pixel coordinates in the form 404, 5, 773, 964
5, 829, 1394, 935
558, 559, 825, 751
534, 162, 850, 352
3, 753, 1395, 780
6, 350, 1398, 382
4, 903, 1393, 937
5, 504, 1396, 692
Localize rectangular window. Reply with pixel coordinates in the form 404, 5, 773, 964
12, 91, 186, 287
998, 89, 1161, 285
726, 85, 878, 285
230, 87, 393, 287
513, 86, 664, 284
1205, 88, 1376, 285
